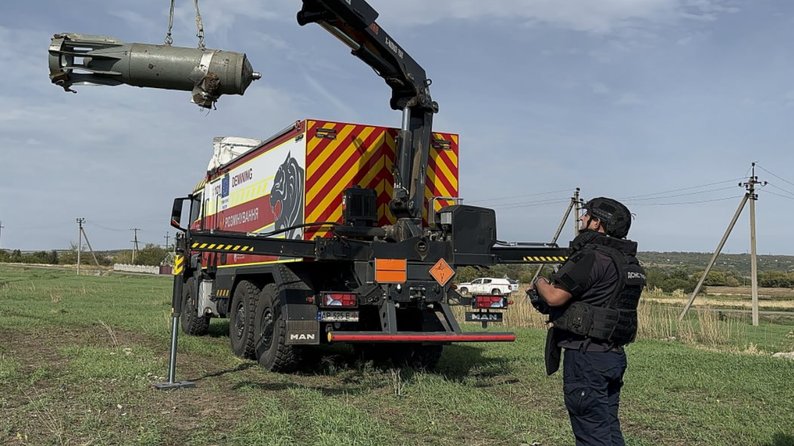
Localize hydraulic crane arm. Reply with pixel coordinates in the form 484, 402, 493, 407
298, 0, 438, 223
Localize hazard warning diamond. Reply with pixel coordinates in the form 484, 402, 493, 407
429, 258, 455, 286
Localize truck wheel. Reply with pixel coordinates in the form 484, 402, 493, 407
229, 280, 260, 359
180, 277, 209, 336
253, 284, 299, 372
491, 288, 501, 296
459, 287, 468, 295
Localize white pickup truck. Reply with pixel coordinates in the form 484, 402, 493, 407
457, 278, 519, 296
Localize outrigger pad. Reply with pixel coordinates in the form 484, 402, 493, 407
152, 381, 196, 391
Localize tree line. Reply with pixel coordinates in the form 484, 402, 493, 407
3, 248, 793, 289
455, 264, 794, 292
0, 244, 171, 267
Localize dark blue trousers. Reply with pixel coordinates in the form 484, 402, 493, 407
562, 349, 627, 446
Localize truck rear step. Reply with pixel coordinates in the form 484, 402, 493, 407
326, 332, 516, 343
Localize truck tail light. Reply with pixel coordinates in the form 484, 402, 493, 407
322, 293, 357, 308
473, 295, 507, 309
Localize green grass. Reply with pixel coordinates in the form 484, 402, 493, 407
1, 263, 793, 446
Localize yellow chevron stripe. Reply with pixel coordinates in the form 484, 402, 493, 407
308, 124, 356, 176
306, 126, 374, 207
233, 245, 241, 251
199, 243, 208, 249
173, 255, 185, 275
520, 256, 569, 262
358, 130, 386, 188
431, 153, 458, 194
306, 121, 337, 154
307, 127, 377, 222
425, 171, 454, 200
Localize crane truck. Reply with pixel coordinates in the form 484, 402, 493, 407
49, 0, 570, 387
159, 0, 570, 384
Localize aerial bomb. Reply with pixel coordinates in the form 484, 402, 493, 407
48, 33, 261, 108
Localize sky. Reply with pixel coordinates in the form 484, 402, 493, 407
1, 0, 793, 255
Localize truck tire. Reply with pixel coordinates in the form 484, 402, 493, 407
180, 277, 209, 336
229, 280, 260, 359
459, 287, 468, 295
253, 284, 299, 372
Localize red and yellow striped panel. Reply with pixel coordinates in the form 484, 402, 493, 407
305, 120, 394, 239
304, 120, 459, 238
426, 132, 459, 222
381, 130, 460, 225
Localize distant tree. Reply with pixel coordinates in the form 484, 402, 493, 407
134, 244, 169, 266
58, 244, 78, 265
113, 250, 134, 264
645, 267, 699, 293
758, 271, 793, 288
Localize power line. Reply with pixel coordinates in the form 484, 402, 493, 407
755, 163, 794, 188
629, 195, 744, 207
619, 177, 745, 200
467, 187, 573, 204
761, 190, 794, 200
86, 221, 128, 232
492, 197, 571, 210
767, 182, 794, 197
622, 185, 738, 202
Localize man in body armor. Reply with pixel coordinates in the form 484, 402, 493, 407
528, 197, 645, 446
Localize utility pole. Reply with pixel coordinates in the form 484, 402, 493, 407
573, 188, 582, 236
80, 223, 101, 268
164, 232, 171, 250
746, 163, 765, 326
532, 188, 581, 283
76, 218, 85, 275
131, 228, 141, 264
0, 220, 4, 249
679, 163, 766, 325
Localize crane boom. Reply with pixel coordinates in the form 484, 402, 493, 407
298, 0, 438, 227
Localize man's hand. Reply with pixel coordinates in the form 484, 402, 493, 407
527, 280, 551, 314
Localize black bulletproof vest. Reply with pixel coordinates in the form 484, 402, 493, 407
551, 234, 646, 345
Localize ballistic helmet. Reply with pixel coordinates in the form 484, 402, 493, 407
583, 197, 632, 238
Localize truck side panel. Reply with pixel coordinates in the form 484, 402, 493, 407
195, 119, 459, 268
201, 129, 307, 267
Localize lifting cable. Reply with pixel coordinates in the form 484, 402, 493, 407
163, 0, 207, 49
193, 0, 206, 50
164, 0, 175, 45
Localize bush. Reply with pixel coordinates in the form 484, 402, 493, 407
645, 267, 699, 293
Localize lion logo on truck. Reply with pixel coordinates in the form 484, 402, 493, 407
270, 153, 305, 239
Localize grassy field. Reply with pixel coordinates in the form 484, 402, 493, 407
1, 264, 794, 446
